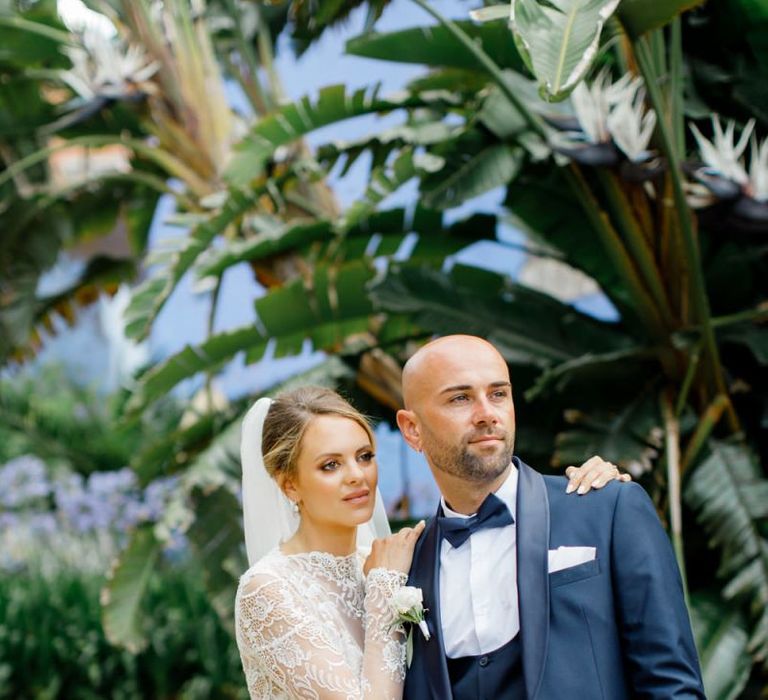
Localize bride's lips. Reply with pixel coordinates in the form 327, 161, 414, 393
343, 489, 370, 505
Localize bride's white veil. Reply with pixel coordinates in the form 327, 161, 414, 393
240, 396, 392, 567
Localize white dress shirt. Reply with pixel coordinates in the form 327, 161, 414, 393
439, 465, 518, 658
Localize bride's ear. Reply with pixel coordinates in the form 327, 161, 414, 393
279, 474, 299, 505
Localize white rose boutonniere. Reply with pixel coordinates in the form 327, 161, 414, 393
391, 586, 430, 666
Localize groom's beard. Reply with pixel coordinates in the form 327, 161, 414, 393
424, 427, 515, 484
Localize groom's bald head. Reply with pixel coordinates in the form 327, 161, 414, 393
401, 335, 510, 409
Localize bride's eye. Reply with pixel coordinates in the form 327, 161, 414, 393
358, 451, 375, 463
320, 460, 340, 471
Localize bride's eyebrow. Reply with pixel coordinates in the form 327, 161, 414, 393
312, 444, 373, 460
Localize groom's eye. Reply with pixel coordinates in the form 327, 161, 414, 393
450, 394, 469, 403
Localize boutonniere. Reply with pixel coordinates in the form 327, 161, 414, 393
391, 586, 430, 667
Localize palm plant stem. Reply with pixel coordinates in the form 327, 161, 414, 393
564, 166, 668, 339
669, 19, 685, 160
0, 15, 74, 44
709, 305, 768, 328
681, 394, 730, 474
634, 36, 739, 432
254, 2, 285, 105
661, 391, 689, 603
595, 170, 675, 329
223, 0, 273, 113
675, 346, 700, 417
205, 276, 223, 415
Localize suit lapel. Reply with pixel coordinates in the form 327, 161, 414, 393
515, 457, 550, 700
408, 507, 452, 700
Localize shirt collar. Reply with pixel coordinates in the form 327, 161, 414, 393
441, 461, 518, 520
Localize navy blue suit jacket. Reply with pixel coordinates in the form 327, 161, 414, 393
403, 458, 705, 699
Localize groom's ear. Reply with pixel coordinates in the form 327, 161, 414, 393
396, 409, 422, 452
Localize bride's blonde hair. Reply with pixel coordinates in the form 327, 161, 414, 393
261, 386, 375, 484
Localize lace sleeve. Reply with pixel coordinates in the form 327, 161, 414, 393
361, 568, 409, 697
235, 568, 407, 700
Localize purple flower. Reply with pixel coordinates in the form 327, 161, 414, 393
0, 456, 51, 508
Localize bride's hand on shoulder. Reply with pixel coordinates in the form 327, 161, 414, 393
565, 455, 632, 495
364, 519, 426, 576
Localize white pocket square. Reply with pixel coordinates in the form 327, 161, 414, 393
548, 546, 596, 573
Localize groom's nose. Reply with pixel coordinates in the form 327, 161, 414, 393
472, 396, 498, 426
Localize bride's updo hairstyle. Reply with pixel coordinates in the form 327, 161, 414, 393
261, 386, 375, 485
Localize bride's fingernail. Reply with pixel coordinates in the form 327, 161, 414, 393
566, 482, 576, 494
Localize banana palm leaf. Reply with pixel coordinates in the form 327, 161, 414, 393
125, 259, 418, 415
100, 525, 162, 652
225, 85, 459, 187
369, 262, 627, 367
504, 165, 633, 315
346, 20, 525, 72
196, 206, 500, 280
685, 441, 768, 668
340, 148, 444, 229
509, 0, 620, 102
552, 390, 663, 472
421, 143, 523, 210
618, 0, 706, 38
690, 592, 752, 700
123, 187, 270, 342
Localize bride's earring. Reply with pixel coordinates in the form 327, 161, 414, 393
291, 500, 299, 514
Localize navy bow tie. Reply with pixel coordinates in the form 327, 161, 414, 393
438, 492, 514, 549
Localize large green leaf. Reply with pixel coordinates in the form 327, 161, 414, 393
422, 143, 522, 209
690, 592, 752, 700
225, 85, 458, 187
341, 148, 444, 228
509, 0, 620, 102
317, 118, 458, 176
126, 260, 412, 414
370, 262, 626, 367
187, 485, 245, 627
685, 441, 768, 668
618, 0, 707, 39
100, 526, 162, 653
504, 165, 633, 315
346, 20, 525, 72
0, 2, 71, 70
552, 389, 663, 472
124, 187, 265, 341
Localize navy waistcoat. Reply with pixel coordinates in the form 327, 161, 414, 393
446, 633, 526, 700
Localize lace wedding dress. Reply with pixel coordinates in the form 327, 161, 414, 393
235, 546, 408, 699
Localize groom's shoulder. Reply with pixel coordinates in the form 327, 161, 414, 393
544, 475, 654, 520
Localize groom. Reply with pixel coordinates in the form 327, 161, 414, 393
396, 335, 705, 699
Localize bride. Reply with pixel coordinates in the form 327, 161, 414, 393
234, 386, 626, 699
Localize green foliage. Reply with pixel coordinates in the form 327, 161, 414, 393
690, 592, 753, 700
370, 262, 627, 366
509, 0, 621, 102
685, 442, 768, 667
0, 564, 246, 699
346, 19, 525, 72
618, 0, 707, 39
101, 527, 163, 654
225, 85, 457, 187
0, 366, 177, 475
